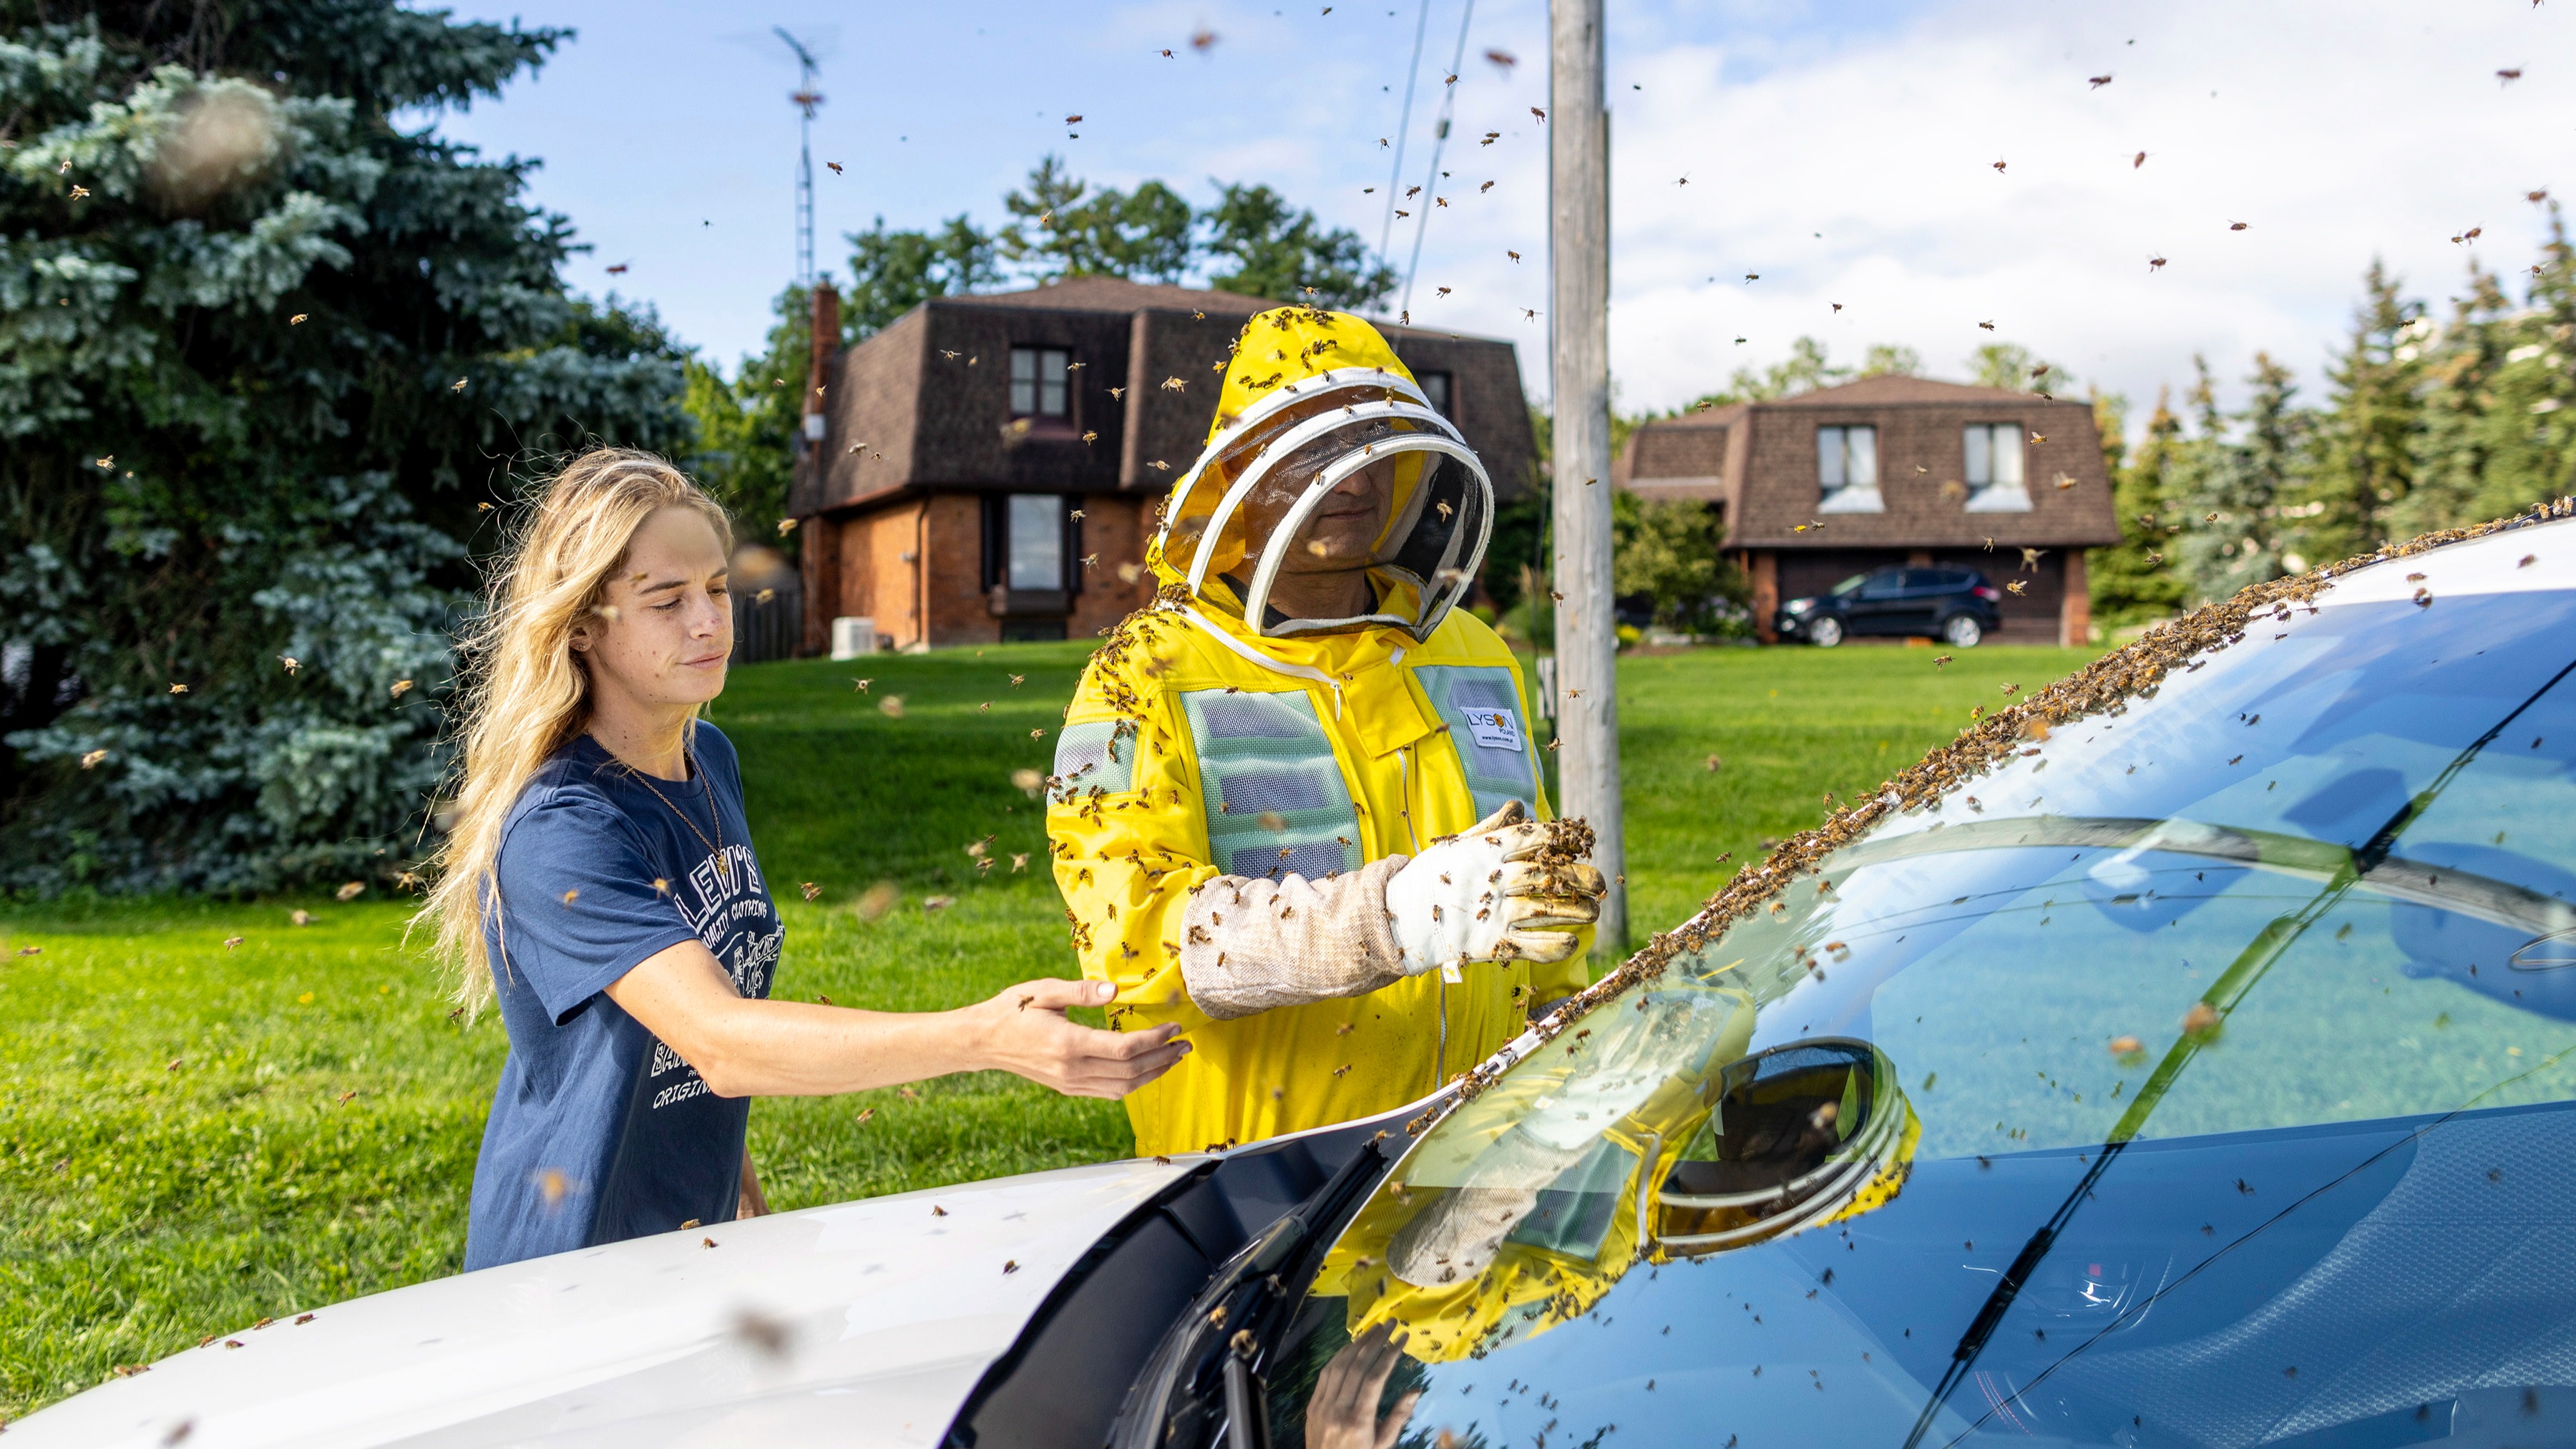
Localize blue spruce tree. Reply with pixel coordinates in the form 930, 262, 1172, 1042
0, 5, 693, 892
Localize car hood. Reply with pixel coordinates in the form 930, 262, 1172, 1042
15, 1156, 1194, 1449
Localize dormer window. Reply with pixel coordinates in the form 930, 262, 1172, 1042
1416, 370, 1453, 418
1963, 423, 2031, 512
1815, 424, 1883, 513
1009, 346, 1070, 419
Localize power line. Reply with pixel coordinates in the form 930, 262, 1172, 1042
1375, 0, 1435, 302
1398, 0, 1477, 320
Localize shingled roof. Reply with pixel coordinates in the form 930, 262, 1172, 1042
789, 279, 1543, 518
1617, 375, 2122, 550
942, 275, 1278, 316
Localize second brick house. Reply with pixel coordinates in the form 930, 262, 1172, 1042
1614, 374, 2122, 645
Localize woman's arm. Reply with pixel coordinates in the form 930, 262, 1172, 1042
603, 940, 1189, 1099
737, 1148, 769, 1219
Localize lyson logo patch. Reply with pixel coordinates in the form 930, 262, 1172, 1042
1464, 708, 1523, 751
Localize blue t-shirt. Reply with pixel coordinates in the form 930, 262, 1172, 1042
463, 725, 782, 1272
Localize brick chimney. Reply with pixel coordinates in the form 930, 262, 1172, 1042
803, 280, 839, 443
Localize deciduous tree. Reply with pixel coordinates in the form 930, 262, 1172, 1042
1200, 182, 1394, 310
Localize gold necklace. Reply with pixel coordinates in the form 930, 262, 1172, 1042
626, 751, 727, 880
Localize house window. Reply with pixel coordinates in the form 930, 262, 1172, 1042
1005, 494, 1065, 590
1009, 346, 1070, 418
1815, 424, 1883, 513
1962, 424, 2031, 512
1416, 371, 1453, 417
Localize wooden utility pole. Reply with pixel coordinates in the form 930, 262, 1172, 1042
1548, 0, 1624, 947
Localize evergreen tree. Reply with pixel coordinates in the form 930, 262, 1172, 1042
2292, 260, 2426, 565
2088, 389, 2190, 627
2388, 264, 2514, 540
2454, 207, 2576, 523
0, 5, 691, 893
2175, 353, 2308, 603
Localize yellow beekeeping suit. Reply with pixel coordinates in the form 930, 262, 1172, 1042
1046, 305, 1589, 1158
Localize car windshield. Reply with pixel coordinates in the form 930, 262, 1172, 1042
1256, 527, 2576, 1449
1832, 573, 1871, 597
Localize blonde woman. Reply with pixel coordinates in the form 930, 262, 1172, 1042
419, 449, 1186, 1272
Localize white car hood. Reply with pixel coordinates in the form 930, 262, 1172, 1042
16, 1156, 1192, 1449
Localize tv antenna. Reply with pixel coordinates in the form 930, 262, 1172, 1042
774, 26, 824, 286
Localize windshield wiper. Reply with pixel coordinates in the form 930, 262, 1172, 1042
1901, 651, 2576, 1449
1109, 1135, 1392, 1449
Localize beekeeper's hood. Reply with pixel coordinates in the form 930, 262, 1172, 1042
1148, 306, 1493, 643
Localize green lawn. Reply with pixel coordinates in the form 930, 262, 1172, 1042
0, 637, 2093, 1416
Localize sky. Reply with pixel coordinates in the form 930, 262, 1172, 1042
431, 0, 2572, 429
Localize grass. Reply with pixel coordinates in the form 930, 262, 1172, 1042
0, 636, 2095, 1418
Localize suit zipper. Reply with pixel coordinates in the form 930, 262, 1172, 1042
1395, 746, 1444, 1090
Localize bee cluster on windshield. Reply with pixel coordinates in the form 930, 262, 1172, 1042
1409, 497, 2576, 1141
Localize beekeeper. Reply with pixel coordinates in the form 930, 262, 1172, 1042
1046, 304, 1606, 1158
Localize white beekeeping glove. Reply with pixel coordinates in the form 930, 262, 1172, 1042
1383, 801, 1603, 979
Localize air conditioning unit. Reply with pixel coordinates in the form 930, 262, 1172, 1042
830, 616, 879, 660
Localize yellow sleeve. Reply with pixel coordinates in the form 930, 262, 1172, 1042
1047, 628, 1221, 1033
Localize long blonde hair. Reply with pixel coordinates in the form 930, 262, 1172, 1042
416, 448, 735, 1013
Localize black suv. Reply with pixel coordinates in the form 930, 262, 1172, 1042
1775, 564, 2002, 647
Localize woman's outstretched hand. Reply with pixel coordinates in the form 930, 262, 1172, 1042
607, 945, 1186, 1101
967, 977, 1189, 1099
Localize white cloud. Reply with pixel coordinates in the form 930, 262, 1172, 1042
1551, 0, 2576, 423
439, 0, 2570, 434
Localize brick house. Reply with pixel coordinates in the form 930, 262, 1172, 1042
784, 276, 1541, 653
1614, 375, 2122, 645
